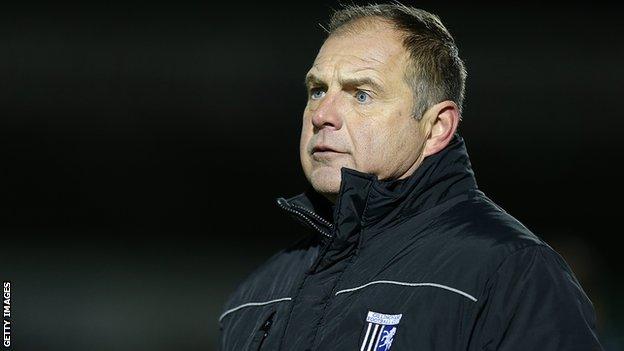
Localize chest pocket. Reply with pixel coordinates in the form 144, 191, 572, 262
219, 297, 292, 351
248, 311, 276, 351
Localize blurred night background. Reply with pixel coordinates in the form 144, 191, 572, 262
1, 1, 622, 350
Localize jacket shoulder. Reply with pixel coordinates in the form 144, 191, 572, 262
438, 191, 548, 255
424, 191, 583, 301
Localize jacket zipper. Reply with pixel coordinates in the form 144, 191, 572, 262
256, 312, 275, 351
276, 198, 334, 238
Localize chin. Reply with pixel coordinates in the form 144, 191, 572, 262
309, 167, 342, 196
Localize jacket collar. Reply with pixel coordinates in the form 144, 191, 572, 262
277, 133, 478, 243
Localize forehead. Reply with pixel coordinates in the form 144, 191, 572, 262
308, 20, 410, 79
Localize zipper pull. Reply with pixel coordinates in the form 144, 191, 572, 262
260, 314, 273, 333
256, 312, 275, 350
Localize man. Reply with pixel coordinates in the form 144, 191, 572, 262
219, 3, 603, 350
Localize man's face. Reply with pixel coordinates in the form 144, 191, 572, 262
300, 20, 428, 201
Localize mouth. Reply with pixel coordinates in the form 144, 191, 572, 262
311, 145, 346, 161
312, 145, 344, 154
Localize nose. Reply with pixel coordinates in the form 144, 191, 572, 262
311, 93, 343, 131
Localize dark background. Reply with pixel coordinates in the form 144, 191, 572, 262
1, 1, 622, 350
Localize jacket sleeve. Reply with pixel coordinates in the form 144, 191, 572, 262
470, 245, 603, 351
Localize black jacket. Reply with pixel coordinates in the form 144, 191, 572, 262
218, 134, 602, 351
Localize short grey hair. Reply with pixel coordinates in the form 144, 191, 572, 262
325, 2, 467, 120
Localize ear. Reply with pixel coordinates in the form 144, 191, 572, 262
421, 100, 460, 158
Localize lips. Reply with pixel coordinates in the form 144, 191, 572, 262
312, 144, 343, 154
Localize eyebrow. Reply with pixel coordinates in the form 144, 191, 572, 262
304, 74, 385, 93
304, 74, 326, 88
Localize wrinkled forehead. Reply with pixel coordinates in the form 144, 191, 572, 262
308, 23, 410, 79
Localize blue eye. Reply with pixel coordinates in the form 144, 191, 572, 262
355, 90, 371, 103
310, 88, 326, 100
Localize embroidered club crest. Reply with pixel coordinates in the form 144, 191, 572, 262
359, 311, 402, 351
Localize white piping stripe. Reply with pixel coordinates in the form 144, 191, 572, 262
335, 280, 478, 302
218, 297, 292, 322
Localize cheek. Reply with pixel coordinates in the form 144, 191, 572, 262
299, 115, 312, 149
353, 119, 419, 173
299, 129, 308, 151
350, 121, 385, 168
299, 138, 310, 173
